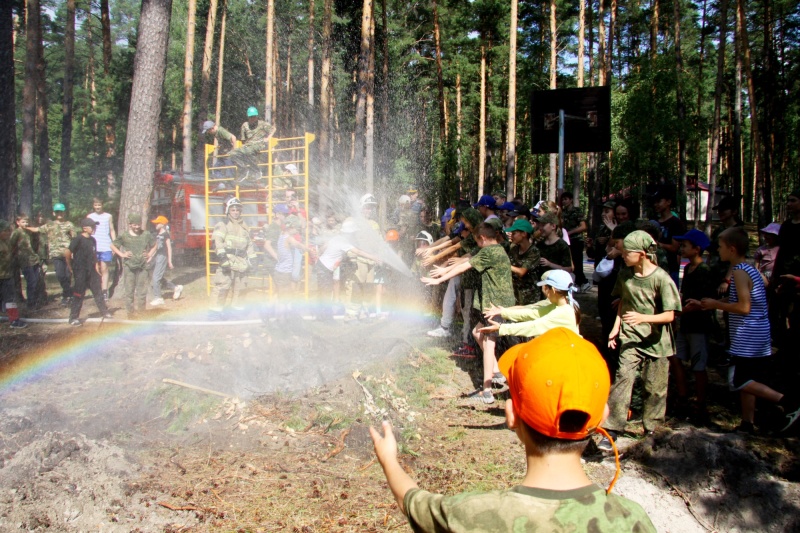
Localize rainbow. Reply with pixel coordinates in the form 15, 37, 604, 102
0, 296, 432, 394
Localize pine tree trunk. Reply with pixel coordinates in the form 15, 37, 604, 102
548, 0, 557, 200
353, 0, 372, 172
100, 0, 115, 183
760, 0, 774, 221
100, 0, 112, 71
433, 0, 446, 143
365, 2, 375, 192
214, 2, 227, 142
0, 0, 17, 220
319, 0, 332, 181
478, 47, 486, 196
59, 0, 76, 206
694, 0, 707, 184
265, 0, 274, 124
182, 0, 197, 174
674, 0, 687, 219
505, 0, 518, 200
35, 8, 52, 212
732, 8, 743, 217
650, 0, 659, 58
119, 0, 173, 228
195, 0, 218, 167
20, 0, 40, 216
598, 0, 605, 85
308, 0, 315, 111
705, 0, 727, 233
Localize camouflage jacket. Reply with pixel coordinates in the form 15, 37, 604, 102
42, 220, 78, 259
509, 242, 542, 305
404, 484, 656, 533
0, 237, 12, 279
240, 120, 271, 146
213, 217, 255, 272
11, 228, 41, 268
562, 206, 587, 242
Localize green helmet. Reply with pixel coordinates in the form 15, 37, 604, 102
247, 106, 259, 117
53, 203, 66, 212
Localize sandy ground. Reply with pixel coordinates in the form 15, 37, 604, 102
0, 264, 798, 531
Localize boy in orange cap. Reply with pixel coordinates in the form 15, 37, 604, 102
370, 328, 656, 532
149, 215, 182, 305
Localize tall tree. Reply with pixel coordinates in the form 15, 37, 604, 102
59, 0, 76, 206
195, 0, 218, 167
478, 46, 486, 195
21, 0, 41, 216
307, 0, 315, 111
182, 0, 197, 173
505, 0, 518, 200
573, 0, 586, 205
365, 1, 375, 192
705, 0, 728, 232
265, 0, 275, 124
119, 0, 173, 227
319, 0, 332, 182
674, 0, 687, 218
433, 0, 446, 143
0, 0, 16, 221
100, 0, 116, 187
353, 0, 373, 173
35, 6, 52, 212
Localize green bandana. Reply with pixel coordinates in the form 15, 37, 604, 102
623, 230, 657, 253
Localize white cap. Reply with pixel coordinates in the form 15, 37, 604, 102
398, 195, 411, 204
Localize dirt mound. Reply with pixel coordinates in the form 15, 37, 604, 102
624, 427, 800, 532
0, 424, 197, 532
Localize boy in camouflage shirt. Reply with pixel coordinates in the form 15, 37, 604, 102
39, 203, 78, 305
0, 220, 27, 328
111, 214, 156, 317
370, 328, 656, 533
602, 230, 681, 450
506, 218, 540, 305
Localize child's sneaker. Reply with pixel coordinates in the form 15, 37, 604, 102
69, 319, 82, 327
426, 326, 451, 338
468, 389, 495, 405
172, 285, 183, 300
734, 421, 757, 435
491, 372, 507, 386
597, 430, 617, 452
150, 298, 165, 306
580, 282, 592, 293
9, 320, 27, 329
452, 343, 477, 358
780, 396, 800, 433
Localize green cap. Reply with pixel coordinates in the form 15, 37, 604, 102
623, 230, 657, 253
508, 219, 534, 234
53, 203, 66, 212
127, 213, 142, 224
247, 106, 259, 117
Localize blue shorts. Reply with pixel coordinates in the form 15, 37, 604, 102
96, 251, 113, 263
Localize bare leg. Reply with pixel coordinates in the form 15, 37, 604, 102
669, 356, 689, 399
99, 261, 109, 292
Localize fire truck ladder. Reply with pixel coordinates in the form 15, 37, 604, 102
203, 133, 316, 299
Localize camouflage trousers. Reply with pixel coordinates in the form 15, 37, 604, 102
605, 347, 669, 433
123, 268, 149, 314
211, 268, 247, 310
227, 144, 263, 179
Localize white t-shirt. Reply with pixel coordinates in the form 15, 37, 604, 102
88, 212, 113, 252
318, 236, 354, 272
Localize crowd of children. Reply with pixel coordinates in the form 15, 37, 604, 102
0, 201, 184, 327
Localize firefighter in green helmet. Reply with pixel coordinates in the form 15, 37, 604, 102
209, 197, 257, 319
226, 106, 274, 183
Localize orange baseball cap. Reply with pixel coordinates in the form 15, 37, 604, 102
498, 328, 610, 440
151, 215, 169, 225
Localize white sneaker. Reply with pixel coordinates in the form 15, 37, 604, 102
580, 282, 592, 293
173, 285, 183, 300
427, 326, 451, 338
150, 298, 165, 306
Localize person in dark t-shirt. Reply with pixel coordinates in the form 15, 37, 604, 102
652, 189, 685, 287
65, 219, 111, 326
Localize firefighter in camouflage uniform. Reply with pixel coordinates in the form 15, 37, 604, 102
210, 197, 256, 318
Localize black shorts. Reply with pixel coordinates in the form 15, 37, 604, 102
727, 355, 771, 391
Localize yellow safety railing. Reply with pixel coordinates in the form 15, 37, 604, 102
203, 133, 316, 297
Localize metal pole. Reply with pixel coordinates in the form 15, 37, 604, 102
558, 109, 565, 193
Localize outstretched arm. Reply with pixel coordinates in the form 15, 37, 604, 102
370, 420, 418, 513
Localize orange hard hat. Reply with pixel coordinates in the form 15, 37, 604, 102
385, 229, 400, 242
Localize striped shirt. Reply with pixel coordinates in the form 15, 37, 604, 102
728, 262, 771, 358
88, 212, 113, 252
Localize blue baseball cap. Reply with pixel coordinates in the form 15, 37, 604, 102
273, 203, 289, 215
473, 195, 497, 209
674, 228, 711, 251
498, 201, 517, 211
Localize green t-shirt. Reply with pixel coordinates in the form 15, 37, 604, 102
537, 238, 572, 278
612, 265, 682, 358
113, 231, 155, 270
459, 234, 481, 290
469, 243, 515, 311
508, 242, 541, 305
404, 484, 656, 533
11, 228, 40, 267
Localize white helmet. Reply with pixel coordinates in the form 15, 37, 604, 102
360, 193, 378, 206
415, 231, 433, 245
226, 197, 243, 213
398, 195, 411, 205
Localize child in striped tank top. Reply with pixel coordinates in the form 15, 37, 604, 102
694, 227, 800, 434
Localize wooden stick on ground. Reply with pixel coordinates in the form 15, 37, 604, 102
162, 378, 231, 398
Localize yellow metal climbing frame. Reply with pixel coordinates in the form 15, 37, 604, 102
203, 133, 316, 297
